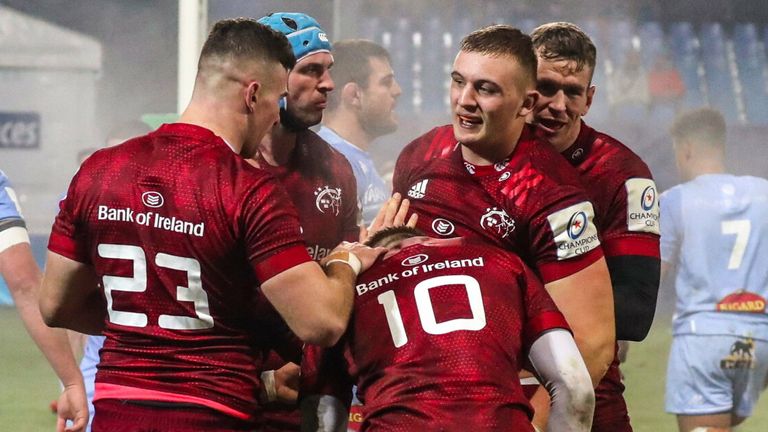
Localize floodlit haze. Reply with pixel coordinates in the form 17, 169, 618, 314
2, 0, 767, 234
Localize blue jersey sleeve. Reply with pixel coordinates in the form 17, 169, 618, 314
659, 187, 682, 265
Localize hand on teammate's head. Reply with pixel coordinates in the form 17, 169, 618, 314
363, 193, 418, 242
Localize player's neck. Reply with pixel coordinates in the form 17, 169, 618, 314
323, 110, 372, 151
689, 160, 726, 181
460, 129, 521, 166
179, 101, 244, 153
258, 126, 298, 166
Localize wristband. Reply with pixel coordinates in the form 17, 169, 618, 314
261, 370, 277, 403
324, 251, 362, 276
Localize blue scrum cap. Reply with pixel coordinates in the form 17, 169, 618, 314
257, 12, 332, 62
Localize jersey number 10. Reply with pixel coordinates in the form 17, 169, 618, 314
376, 275, 487, 348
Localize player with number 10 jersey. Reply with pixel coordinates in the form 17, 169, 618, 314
303, 236, 572, 431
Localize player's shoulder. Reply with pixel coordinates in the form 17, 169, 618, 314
399, 125, 456, 162
588, 126, 652, 178
0, 169, 9, 187
437, 237, 528, 274
516, 127, 585, 189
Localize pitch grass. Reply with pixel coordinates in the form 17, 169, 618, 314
0, 307, 766, 431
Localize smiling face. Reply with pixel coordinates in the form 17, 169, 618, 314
450, 50, 536, 160
530, 54, 595, 152
284, 52, 335, 128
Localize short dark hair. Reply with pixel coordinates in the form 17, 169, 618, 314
670, 107, 726, 150
327, 39, 392, 110
365, 226, 424, 248
460, 25, 537, 88
199, 18, 295, 72
530, 22, 597, 81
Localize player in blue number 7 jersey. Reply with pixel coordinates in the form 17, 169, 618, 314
661, 108, 768, 432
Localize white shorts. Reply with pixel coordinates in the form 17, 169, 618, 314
665, 334, 768, 417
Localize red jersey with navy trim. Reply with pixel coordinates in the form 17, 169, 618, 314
559, 122, 660, 431
257, 129, 359, 431
561, 121, 660, 259
303, 237, 569, 431
48, 123, 312, 422
393, 124, 603, 283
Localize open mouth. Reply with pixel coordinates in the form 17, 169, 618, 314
456, 114, 482, 129
537, 117, 565, 132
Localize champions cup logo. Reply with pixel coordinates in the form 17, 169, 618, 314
567, 211, 588, 240
481, 207, 515, 239
315, 186, 342, 216
641, 186, 656, 211
141, 191, 164, 208
401, 253, 429, 266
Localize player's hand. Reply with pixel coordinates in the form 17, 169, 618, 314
274, 362, 301, 404
56, 381, 88, 432
364, 193, 418, 242
324, 241, 386, 274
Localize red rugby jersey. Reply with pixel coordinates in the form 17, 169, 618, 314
303, 237, 569, 431
393, 124, 603, 283
257, 129, 359, 431
48, 123, 312, 422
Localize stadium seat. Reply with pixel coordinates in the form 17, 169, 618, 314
699, 22, 740, 123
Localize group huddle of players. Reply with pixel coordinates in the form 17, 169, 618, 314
3, 11, 673, 432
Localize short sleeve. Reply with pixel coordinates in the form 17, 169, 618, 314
239, 176, 312, 283
659, 187, 682, 265
48, 170, 91, 263
519, 264, 570, 352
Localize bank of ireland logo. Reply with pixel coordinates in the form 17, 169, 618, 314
480, 207, 515, 239
402, 253, 429, 266
315, 186, 342, 216
641, 185, 656, 211
567, 211, 588, 240
432, 218, 455, 236
141, 191, 164, 208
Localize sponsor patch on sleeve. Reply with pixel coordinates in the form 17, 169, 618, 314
625, 178, 660, 234
547, 201, 600, 261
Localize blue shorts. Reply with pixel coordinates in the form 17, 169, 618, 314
666, 334, 768, 417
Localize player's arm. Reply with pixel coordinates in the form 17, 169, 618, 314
39, 251, 105, 335
1, 233, 88, 432
529, 329, 594, 432
606, 253, 660, 341
260, 242, 384, 347
544, 258, 615, 387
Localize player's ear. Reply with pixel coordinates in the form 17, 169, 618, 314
519, 90, 538, 118
342, 82, 362, 109
245, 81, 262, 113
584, 84, 596, 116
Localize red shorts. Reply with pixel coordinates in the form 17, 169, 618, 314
92, 399, 255, 432
592, 355, 632, 432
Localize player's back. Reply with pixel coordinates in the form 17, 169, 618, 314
51, 123, 304, 420
349, 238, 565, 431
662, 174, 768, 338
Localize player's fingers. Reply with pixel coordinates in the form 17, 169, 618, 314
406, 212, 418, 228
384, 193, 403, 224
367, 196, 390, 234
393, 198, 411, 226
57, 416, 66, 432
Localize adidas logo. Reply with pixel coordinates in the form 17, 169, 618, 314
407, 179, 429, 199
